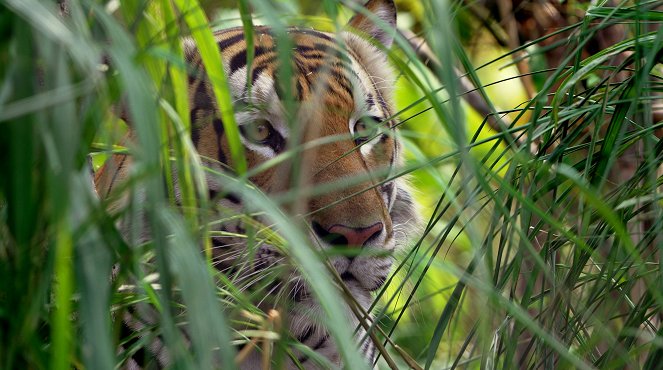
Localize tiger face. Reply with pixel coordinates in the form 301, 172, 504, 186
97, 0, 417, 367
184, 0, 416, 364
189, 0, 417, 364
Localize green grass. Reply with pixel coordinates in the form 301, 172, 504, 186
1, 0, 662, 369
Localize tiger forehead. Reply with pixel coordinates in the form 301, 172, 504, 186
202, 26, 366, 107
213, 26, 349, 66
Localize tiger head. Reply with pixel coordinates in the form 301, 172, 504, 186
181, 0, 416, 302
97, 0, 417, 366
185, 0, 417, 362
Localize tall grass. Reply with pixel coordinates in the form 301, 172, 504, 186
0, 0, 661, 369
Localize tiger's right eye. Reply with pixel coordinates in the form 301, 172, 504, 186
241, 119, 273, 144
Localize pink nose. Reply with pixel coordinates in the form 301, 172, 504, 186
328, 222, 384, 247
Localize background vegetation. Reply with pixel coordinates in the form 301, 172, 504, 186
1, 0, 662, 369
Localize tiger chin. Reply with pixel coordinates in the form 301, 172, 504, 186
96, 0, 418, 368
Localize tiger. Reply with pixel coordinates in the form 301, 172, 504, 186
94, 0, 417, 368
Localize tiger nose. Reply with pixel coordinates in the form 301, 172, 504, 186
327, 222, 384, 247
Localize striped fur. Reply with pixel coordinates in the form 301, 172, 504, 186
96, 0, 417, 368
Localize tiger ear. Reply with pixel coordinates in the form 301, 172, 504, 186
347, 0, 397, 49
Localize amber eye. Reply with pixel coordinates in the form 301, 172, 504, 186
241, 119, 273, 144
353, 116, 381, 145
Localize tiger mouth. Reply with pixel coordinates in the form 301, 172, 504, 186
269, 267, 387, 305
210, 234, 391, 304
270, 252, 392, 301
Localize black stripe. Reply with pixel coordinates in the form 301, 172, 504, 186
312, 334, 329, 350
296, 79, 304, 100
328, 68, 353, 95
295, 55, 321, 77
295, 62, 353, 100
381, 182, 394, 197
187, 72, 198, 86
217, 32, 246, 51
294, 44, 351, 65
366, 93, 375, 109
119, 314, 145, 357
297, 326, 315, 344
229, 49, 248, 75
368, 342, 377, 363
377, 93, 389, 112
313, 42, 340, 55
251, 55, 278, 83
226, 192, 241, 204
190, 107, 208, 146
296, 333, 330, 364
291, 284, 310, 302
307, 43, 348, 64
294, 44, 330, 58
369, 275, 388, 291
229, 46, 275, 74
191, 125, 201, 146
295, 50, 325, 59
192, 82, 215, 110
212, 117, 227, 164
361, 338, 370, 355
329, 69, 353, 98
209, 188, 242, 205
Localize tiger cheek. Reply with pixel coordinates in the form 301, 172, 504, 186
194, 123, 228, 165
245, 150, 260, 169
249, 170, 273, 190
245, 151, 272, 189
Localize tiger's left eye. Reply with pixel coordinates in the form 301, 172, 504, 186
353, 116, 381, 145
241, 119, 273, 144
